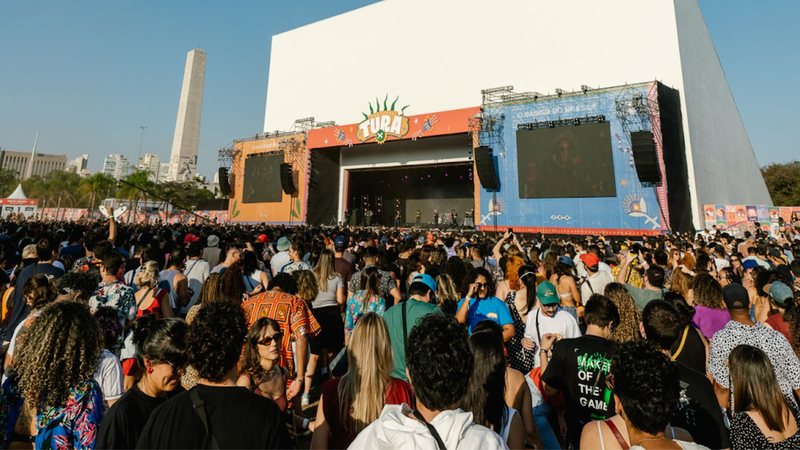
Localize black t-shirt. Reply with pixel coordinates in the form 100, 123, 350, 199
3, 263, 64, 342
97, 385, 168, 449
135, 384, 289, 449
541, 334, 617, 449
670, 325, 706, 375
671, 362, 730, 449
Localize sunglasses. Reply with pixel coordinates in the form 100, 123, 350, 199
474, 283, 488, 289
257, 333, 283, 346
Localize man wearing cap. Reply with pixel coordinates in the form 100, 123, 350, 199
578, 253, 613, 304
708, 283, 800, 409
383, 274, 443, 382
269, 236, 292, 277
523, 281, 581, 369
333, 235, 354, 284
764, 280, 796, 344
202, 234, 221, 268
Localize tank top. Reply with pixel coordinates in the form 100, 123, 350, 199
159, 269, 180, 309
501, 406, 518, 442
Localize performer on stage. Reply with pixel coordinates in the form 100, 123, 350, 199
394, 210, 401, 227
451, 209, 458, 227
415, 209, 422, 226
433, 208, 439, 227
364, 208, 373, 226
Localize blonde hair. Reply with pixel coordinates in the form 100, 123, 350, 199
604, 282, 642, 343
313, 249, 337, 292
436, 274, 460, 303
338, 313, 394, 434
134, 260, 160, 289
294, 270, 318, 303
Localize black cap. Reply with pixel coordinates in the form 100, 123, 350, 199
722, 283, 749, 310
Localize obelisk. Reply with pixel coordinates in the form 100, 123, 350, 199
168, 48, 206, 182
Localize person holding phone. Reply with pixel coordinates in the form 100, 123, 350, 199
455, 267, 515, 342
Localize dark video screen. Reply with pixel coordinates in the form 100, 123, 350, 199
242, 153, 283, 203
516, 122, 616, 198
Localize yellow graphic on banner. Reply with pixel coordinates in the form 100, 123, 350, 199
356, 96, 410, 144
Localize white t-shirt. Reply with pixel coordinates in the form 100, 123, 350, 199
269, 251, 291, 276
523, 308, 581, 367
580, 270, 614, 305
94, 348, 124, 403
184, 258, 210, 310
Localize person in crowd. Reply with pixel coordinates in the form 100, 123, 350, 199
456, 267, 515, 341
579, 252, 614, 303
728, 344, 800, 449
550, 256, 582, 320
690, 274, 731, 340
182, 240, 209, 313
540, 294, 620, 449
160, 248, 190, 312
601, 341, 706, 450
523, 280, 581, 368
504, 264, 537, 373
54, 270, 99, 303
603, 282, 642, 343
241, 250, 269, 296
708, 283, 800, 411
764, 280, 797, 348
348, 313, 506, 450
269, 236, 292, 276
89, 252, 136, 350
641, 300, 729, 449
434, 273, 460, 315
97, 316, 188, 449
311, 312, 413, 449
495, 252, 524, 303
347, 246, 401, 304
202, 234, 222, 268
210, 242, 242, 275
346, 266, 387, 336
184, 272, 221, 322
332, 234, 354, 284
460, 322, 525, 449
617, 250, 667, 311
93, 307, 125, 409
280, 239, 312, 275
241, 272, 319, 412
238, 317, 311, 438
305, 249, 346, 405
3, 274, 56, 377
0, 301, 105, 448
383, 274, 442, 382
136, 302, 289, 448
662, 291, 709, 375
2, 235, 64, 348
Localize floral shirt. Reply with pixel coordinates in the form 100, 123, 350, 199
345, 290, 386, 335
0, 377, 104, 449
89, 281, 136, 350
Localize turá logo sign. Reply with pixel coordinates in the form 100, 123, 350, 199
357, 96, 410, 144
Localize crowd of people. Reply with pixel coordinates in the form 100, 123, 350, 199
0, 214, 798, 449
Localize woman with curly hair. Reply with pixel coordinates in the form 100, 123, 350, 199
457, 267, 515, 342
311, 312, 412, 449
0, 301, 104, 448
504, 264, 538, 373
97, 316, 187, 448
690, 274, 730, 340
4, 274, 57, 377
184, 272, 221, 324
603, 282, 642, 343
136, 301, 289, 448
219, 264, 245, 304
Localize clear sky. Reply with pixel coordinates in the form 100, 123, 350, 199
1, 0, 797, 179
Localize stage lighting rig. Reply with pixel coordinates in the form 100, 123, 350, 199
581, 85, 590, 94
555, 88, 564, 97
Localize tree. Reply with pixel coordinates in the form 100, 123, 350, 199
79, 173, 117, 211
761, 161, 800, 206
0, 169, 18, 198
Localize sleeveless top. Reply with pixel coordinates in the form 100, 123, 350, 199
504, 291, 536, 374
159, 269, 180, 309
248, 368, 289, 413
501, 406, 518, 442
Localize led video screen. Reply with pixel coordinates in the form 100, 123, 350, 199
516, 122, 616, 198
242, 153, 283, 203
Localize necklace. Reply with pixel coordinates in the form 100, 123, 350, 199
632, 434, 667, 446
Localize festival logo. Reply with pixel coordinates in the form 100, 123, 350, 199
356, 96, 410, 144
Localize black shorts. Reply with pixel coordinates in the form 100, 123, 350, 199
309, 305, 345, 356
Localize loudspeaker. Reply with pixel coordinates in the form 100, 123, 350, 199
474, 146, 500, 191
280, 163, 297, 195
218, 168, 231, 196
630, 131, 661, 184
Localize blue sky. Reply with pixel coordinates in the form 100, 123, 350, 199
0, 0, 797, 179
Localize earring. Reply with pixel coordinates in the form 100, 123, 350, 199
147, 366, 154, 374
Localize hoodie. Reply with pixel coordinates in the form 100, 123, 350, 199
348, 404, 507, 450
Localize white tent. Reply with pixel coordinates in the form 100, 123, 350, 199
6, 184, 27, 200
1, 184, 38, 219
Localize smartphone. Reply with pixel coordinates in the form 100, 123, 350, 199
507, 228, 513, 234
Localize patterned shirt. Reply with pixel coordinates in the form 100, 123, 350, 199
709, 321, 800, 403
345, 291, 387, 335
347, 265, 397, 299
89, 281, 136, 350
0, 377, 104, 449
241, 290, 320, 380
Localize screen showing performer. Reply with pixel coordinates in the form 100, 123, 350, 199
516, 122, 616, 198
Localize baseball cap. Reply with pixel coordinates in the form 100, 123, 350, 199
741, 259, 759, 271
558, 255, 574, 267
206, 235, 220, 247
257, 234, 268, 244
579, 253, 600, 269
537, 281, 560, 306
276, 236, 291, 252
722, 283, 749, 310
183, 233, 200, 245
769, 281, 794, 308
410, 273, 437, 294
334, 234, 348, 249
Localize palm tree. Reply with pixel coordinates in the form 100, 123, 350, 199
80, 173, 117, 217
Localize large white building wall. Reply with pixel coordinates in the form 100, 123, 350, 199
264, 0, 767, 228
672, 0, 772, 226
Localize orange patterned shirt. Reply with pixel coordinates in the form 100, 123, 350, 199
242, 290, 320, 380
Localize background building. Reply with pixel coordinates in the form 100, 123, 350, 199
66, 154, 89, 175
0, 150, 67, 178
102, 154, 130, 180
168, 48, 206, 182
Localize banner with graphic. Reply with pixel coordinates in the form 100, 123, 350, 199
702, 204, 800, 233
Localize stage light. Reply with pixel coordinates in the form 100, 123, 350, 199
581, 85, 589, 94
598, 115, 606, 123
573, 118, 581, 126
555, 88, 564, 97
547, 121, 556, 128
